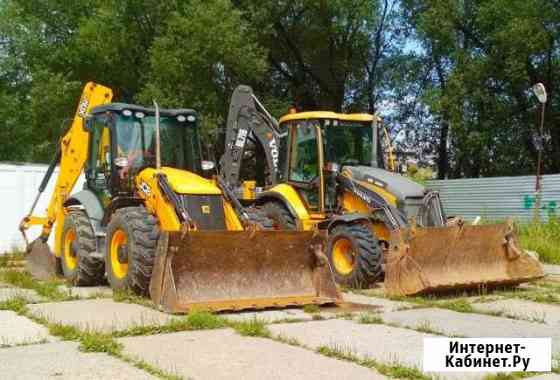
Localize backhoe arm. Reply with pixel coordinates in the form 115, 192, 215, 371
20, 82, 113, 252
220, 85, 283, 189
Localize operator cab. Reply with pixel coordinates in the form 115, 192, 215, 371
278, 111, 385, 213
84, 103, 202, 202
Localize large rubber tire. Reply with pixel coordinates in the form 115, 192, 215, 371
60, 210, 104, 285
105, 206, 159, 295
327, 222, 383, 288
261, 201, 297, 230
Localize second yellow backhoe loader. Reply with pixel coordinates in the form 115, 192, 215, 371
220, 85, 544, 296
19, 82, 339, 313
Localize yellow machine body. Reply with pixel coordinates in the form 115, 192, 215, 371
20, 84, 340, 312
254, 111, 543, 295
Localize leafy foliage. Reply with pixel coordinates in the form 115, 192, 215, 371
0, 0, 558, 179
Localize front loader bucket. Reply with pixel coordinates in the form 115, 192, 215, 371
25, 239, 59, 281
385, 221, 544, 296
150, 230, 340, 313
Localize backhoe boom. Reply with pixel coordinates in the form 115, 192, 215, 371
20, 82, 113, 256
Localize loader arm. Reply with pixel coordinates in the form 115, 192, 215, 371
220, 85, 283, 189
20, 82, 113, 255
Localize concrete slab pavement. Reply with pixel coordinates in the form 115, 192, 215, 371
544, 265, 560, 282
342, 292, 414, 312
529, 374, 560, 380
0, 342, 156, 379
269, 319, 432, 370
0, 288, 43, 303
473, 299, 560, 325
0, 310, 55, 346
222, 308, 314, 323
381, 308, 560, 352
57, 285, 113, 299
27, 299, 174, 333
119, 328, 386, 380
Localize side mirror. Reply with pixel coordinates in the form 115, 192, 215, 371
201, 160, 215, 171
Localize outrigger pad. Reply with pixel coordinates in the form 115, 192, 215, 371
25, 240, 59, 281
150, 230, 340, 313
385, 221, 544, 296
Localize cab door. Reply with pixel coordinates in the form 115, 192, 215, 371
85, 115, 113, 206
286, 120, 325, 213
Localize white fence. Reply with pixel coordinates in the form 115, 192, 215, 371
0, 163, 85, 254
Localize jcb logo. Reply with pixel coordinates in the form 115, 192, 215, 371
201, 205, 211, 214
78, 99, 89, 118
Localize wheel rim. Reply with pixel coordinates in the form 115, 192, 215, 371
332, 238, 355, 275
63, 229, 78, 270
110, 229, 129, 279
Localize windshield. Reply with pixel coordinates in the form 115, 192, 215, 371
322, 119, 372, 166
115, 112, 202, 174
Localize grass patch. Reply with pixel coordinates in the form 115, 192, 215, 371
303, 304, 321, 314
185, 310, 228, 329
48, 323, 82, 341
273, 334, 302, 347
115, 311, 228, 337
518, 218, 560, 264
0, 270, 68, 301
493, 286, 560, 305
232, 318, 271, 337
0, 252, 25, 268
117, 353, 183, 380
317, 344, 429, 380
386, 293, 477, 314
438, 299, 474, 313
357, 312, 383, 324
46, 322, 121, 354
0, 297, 28, 313
414, 320, 443, 335
338, 311, 356, 320
112, 289, 153, 307
79, 332, 122, 354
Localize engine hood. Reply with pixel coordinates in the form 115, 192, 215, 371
138, 167, 222, 195
342, 166, 426, 201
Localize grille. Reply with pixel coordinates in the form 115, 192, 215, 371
180, 195, 226, 230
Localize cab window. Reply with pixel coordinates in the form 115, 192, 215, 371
288, 120, 320, 183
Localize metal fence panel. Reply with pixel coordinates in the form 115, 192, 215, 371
427, 174, 560, 222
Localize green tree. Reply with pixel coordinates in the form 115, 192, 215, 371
404, 0, 560, 178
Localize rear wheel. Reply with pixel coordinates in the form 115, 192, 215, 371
327, 222, 383, 288
261, 201, 296, 230
105, 206, 159, 295
60, 210, 104, 285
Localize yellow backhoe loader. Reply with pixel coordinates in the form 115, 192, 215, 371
220, 85, 544, 296
19, 82, 339, 313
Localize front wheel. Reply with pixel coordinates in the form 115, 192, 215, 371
105, 206, 159, 295
327, 222, 383, 288
60, 210, 104, 285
